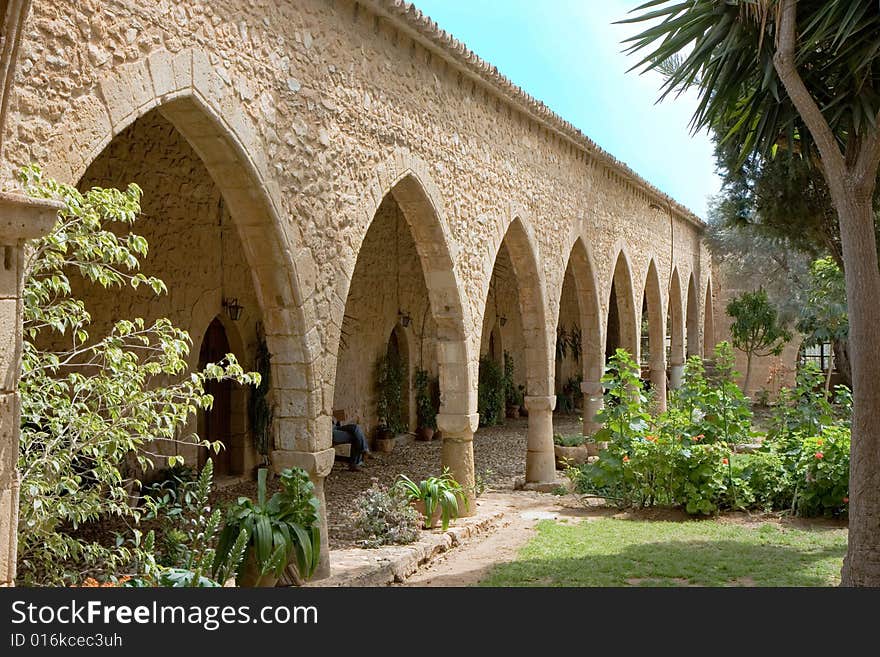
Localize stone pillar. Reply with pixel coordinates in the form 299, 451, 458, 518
650, 354, 668, 413
524, 395, 556, 483
669, 360, 685, 390
437, 412, 479, 517
270, 446, 335, 580
580, 380, 604, 436
0, 192, 61, 587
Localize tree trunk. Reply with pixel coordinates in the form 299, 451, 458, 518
837, 196, 880, 587
832, 338, 852, 389
742, 354, 752, 395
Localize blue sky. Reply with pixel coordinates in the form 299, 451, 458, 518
412, 0, 720, 218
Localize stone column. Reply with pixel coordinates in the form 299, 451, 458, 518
0, 192, 61, 587
524, 395, 556, 483
650, 353, 668, 413
437, 412, 479, 517
271, 444, 335, 580
668, 359, 685, 390
580, 380, 604, 436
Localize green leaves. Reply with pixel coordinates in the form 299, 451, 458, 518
727, 289, 792, 357
213, 467, 321, 585
16, 167, 259, 585
621, 1, 880, 165
394, 469, 467, 531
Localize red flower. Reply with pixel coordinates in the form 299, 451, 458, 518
816, 439, 824, 446
722, 458, 729, 465
693, 434, 704, 442
815, 452, 824, 459
843, 497, 849, 504
622, 455, 630, 463
645, 435, 657, 443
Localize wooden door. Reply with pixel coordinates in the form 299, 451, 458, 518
198, 318, 232, 476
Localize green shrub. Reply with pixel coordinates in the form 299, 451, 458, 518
478, 355, 505, 426
795, 427, 849, 517
553, 433, 585, 447
731, 451, 792, 512
351, 483, 422, 548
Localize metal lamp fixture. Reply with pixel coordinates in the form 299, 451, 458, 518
498, 315, 507, 327
223, 297, 243, 321
399, 309, 412, 328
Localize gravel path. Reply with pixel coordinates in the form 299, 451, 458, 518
213, 413, 583, 549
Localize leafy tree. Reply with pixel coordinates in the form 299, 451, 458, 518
797, 257, 849, 393
17, 166, 258, 585
726, 289, 792, 393
622, 1, 880, 584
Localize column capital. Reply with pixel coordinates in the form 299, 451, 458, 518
436, 412, 479, 436
523, 395, 556, 412
270, 447, 336, 478
580, 380, 603, 395
0, 192, 61, 244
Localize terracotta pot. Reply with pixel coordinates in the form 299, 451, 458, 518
237, 552, 279, 588
416, 426, 435, 441
411, 499, 443, 529
554, 444, 590, 469
506, 405, 521, 419
586, 441, 601, 457
375, 437, 395, 453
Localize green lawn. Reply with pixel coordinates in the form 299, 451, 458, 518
480, 518, 847, 587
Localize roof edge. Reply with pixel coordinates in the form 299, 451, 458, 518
361, 0, 706, 230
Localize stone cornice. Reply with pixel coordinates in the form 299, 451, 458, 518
0, 192, 61, 243
361, 0, 705, 229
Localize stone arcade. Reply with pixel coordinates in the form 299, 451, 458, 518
0, 0, 716, 583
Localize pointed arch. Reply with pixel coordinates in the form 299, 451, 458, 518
643, 259, 667, 409
703, 277, 716, 357
667, 267, 685, 368
485, 216, 553, 396
686, 272, 700, 358
565, 237, 604, 383
607, 249, 639, 361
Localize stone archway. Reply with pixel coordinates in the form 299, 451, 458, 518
703, 277, 716, 358
686, 273, 700, 358
557, 238, 603, 436
333, 168, 476, 508
667, 267, 686, 388
482, 217, 554, 484
643, 259, 667, 411
37, 62, 329, 574
607, 250, 639, 360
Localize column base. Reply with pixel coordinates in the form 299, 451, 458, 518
271, 448, 335, 580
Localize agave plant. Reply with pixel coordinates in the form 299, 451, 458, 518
394, 469, 467, 531
213, 467, 321, 586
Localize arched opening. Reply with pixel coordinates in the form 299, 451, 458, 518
686, 273, 700, 358
197, 317, 248, 477
333, 194, 428, 437
555, 264, 583, 415
667, 268, 685, 388
703, 278, 716, 357
73, 108, 268, 477
481, 218, 553, 483
642, 260, 666, 411
329, 171, 473, 507
606, 251, 638, 360
559, 239, 603, 436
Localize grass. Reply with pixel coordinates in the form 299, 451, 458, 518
480, 518, 847, 587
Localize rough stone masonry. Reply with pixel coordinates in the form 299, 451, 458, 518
0, 0, 717, 582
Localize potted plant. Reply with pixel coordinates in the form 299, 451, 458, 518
213, 467, 321, 587
553, 433, 590, 469
374, 352, 405, 451
503, 351, 523, 418
414, 368, 437, 441
394, 469, 468, 531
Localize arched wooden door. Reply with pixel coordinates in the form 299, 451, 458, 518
198, 318, 232, 476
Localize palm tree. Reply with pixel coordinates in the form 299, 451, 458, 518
621, 0, 880, 586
